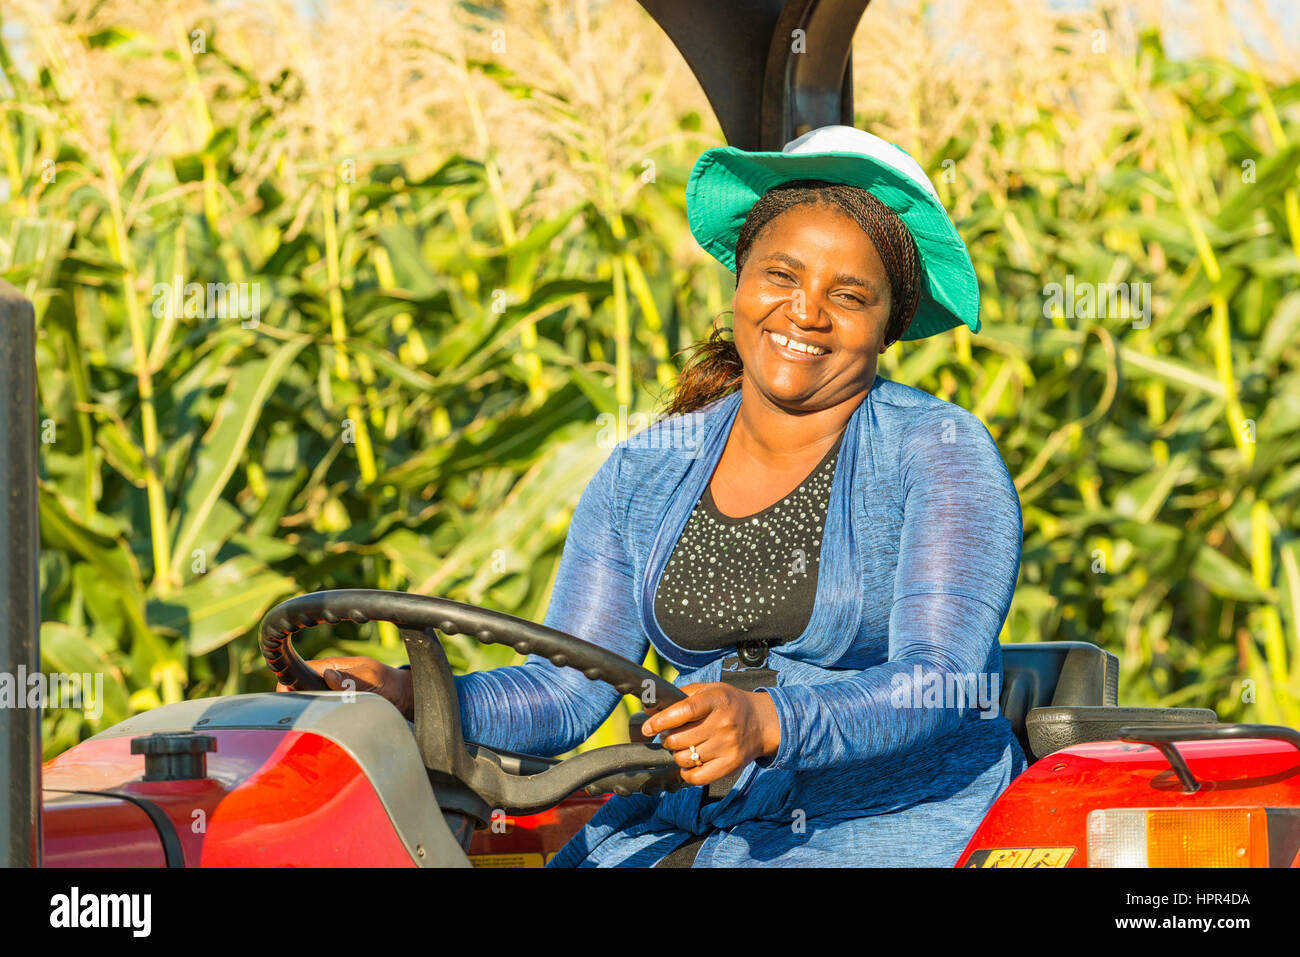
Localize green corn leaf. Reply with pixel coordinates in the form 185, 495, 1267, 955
1191, 545, 1275, 603
148, 554, 297, 656
169, 340, 305, 578
39, 621, 131, 728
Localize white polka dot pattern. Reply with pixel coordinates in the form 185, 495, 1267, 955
655, 434, 842, 651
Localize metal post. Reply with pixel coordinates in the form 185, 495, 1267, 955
0, 279, 41, 867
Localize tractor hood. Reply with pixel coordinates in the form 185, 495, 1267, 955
41, 692, 469, 867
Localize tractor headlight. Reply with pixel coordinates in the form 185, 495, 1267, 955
1087, 808, 1268, 867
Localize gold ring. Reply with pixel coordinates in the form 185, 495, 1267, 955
688, 744, 701, 767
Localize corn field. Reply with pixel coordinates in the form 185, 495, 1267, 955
1, 0, 1298, 760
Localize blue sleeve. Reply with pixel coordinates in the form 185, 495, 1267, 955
755, 408, 1023, 771
451, 445, 649, 757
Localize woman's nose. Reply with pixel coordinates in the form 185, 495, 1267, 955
783, 287, 828, 327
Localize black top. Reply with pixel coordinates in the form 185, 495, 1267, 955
654, 432, 843, 652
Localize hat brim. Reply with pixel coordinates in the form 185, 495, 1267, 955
686, 147, 980, 340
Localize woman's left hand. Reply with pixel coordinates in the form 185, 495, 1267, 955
640, 683, 782, 787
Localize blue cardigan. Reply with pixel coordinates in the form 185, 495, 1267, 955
454, 374, 1028, 866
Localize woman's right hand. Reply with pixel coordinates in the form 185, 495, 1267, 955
274, 656, 414, 721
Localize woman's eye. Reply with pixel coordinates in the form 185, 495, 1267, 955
762, 269, 865, 305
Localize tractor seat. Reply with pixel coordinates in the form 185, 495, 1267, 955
1000, 641, 1217, 761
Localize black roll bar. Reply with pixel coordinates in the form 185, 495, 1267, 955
636, 0, 871, 150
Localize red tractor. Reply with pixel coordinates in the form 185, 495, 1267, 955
6, 0, 1299, 870
32, 588, 1300, 868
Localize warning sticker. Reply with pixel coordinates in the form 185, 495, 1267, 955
470, 852, 546, 868
964, 847, 1075, 868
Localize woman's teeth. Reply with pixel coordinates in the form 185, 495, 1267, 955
768, 331, 828, 356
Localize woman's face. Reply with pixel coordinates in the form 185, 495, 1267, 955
732, 202, 893, 413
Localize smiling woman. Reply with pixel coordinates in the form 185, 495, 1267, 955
293, 125, 1027, 867
511, 125, 1023, 867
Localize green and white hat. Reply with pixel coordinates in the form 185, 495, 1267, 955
685, 124, 980, 340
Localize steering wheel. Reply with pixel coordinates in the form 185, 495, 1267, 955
259, 589, 687, 819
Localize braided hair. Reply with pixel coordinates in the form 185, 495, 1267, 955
665, 180, 922, 417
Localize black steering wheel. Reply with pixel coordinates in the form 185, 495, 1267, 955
259, 589, 687, 819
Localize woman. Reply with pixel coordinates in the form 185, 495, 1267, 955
292, 125, 1027, 867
